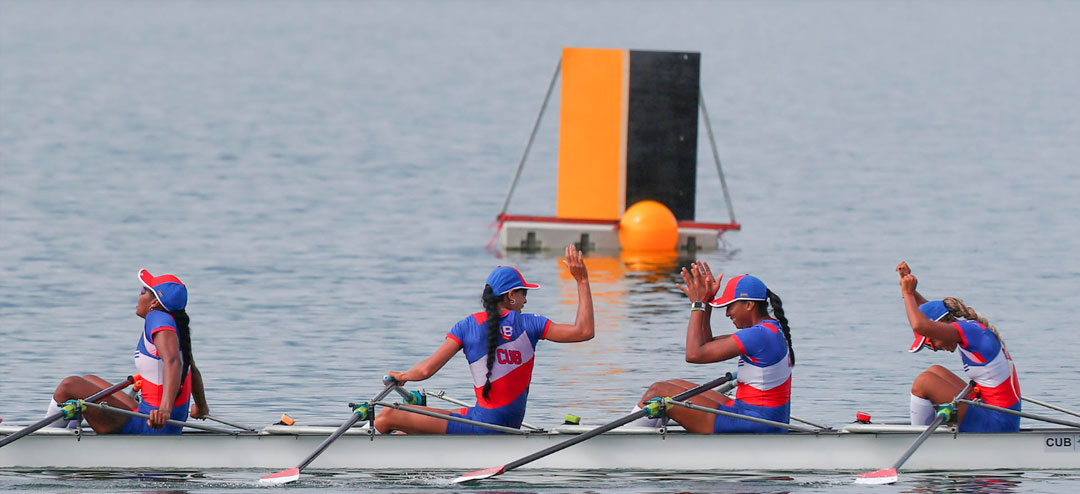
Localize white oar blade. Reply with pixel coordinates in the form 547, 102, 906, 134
452, 465, 505, 484
259, 468, 301, 486
854, 468, 898, 485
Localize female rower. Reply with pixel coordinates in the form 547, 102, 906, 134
632, 262, 793, 433
374, 245, 595, 434
45, 270, 209, 434
897, 262, 1020, 432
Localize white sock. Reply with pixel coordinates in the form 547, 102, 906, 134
910, 394, 934, 426
44, 399, 79, 428
625, 405, 667, 428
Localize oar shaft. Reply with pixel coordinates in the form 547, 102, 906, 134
81, 402, 236, 434
665, 399, 817, 432
959, 399, 1080, 429
1023, 397, 1080, 419
203, 414, 257, 432
375, 402, 528, 435
297, 382, 398, 471
390, 386, 412, 401
891, 381, 975, 470
0, 376, 134, 448
502, 373, 734, 473
791, 415, 830, 430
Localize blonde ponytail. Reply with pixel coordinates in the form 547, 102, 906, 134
942, 297, 1008, 356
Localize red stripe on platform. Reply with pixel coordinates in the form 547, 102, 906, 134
498, 214, 741, 231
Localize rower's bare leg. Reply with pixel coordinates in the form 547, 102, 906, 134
82, 375, 138, 410
638, 380, 726, 434
911, 365, 970, 423
373, 406, 451, 434
52, 376, 131, 434
667, 379, 735, 406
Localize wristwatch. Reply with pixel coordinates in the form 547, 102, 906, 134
690, 301, 706, 311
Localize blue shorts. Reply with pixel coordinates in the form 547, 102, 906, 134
119, 400, 189, 435
712, 400, 790, 434
445, 406, 521, 435
959, 402, 1021, 433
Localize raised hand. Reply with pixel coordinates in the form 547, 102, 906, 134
899, 273, 918, 295
677, 261, 722, 303
897, 261, 911, 278
563, 245, 589, 283
699, 261, 721, 302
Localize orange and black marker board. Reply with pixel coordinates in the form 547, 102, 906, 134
557, 48, 700, 221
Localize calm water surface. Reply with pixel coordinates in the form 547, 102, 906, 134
2, 0, 1079, 492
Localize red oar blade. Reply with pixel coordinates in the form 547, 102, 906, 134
452, 465, 505, 484
854, 468, 898, 485
259, 467, 301, 486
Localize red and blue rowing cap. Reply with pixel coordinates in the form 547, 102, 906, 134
908, 300, 949, 353
486, 266, 540, 296
139, 269, 187, 312
710, 274, 768, 308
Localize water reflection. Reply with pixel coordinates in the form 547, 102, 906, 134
902, 472, 1040, 494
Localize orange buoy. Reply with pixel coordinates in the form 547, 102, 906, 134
618, 200, 678, 251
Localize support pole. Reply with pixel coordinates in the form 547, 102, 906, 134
699, 89, 737, 224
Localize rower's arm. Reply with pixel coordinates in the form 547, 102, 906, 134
189, 363, 209, 418
897, 261, 928, 305
543, 280, 594, 343
545, 245, 595, 343
389, 338, 462, 384
903, 291, 962, 344
153, 330, 182, 414
686, 311, 742, 363
900, 273, 960, 344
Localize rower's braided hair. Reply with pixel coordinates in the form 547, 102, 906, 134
758, 289, 794, 366
481, 285, 503, 400
153, 308, 193, 396
942, 297, 1008, 355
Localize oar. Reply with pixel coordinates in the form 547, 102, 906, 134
80, 402, 237, 434
202, 414, 257, 432
854, 381, 975, 485
1023, 396, 1080, 420
452, 372, 734, 484
424, 389, 544, 432
958, 399, 1080, 428
0, 375, 135, 448
259, 377, 399, 486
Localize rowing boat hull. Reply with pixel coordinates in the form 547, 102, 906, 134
2, 425, 1077, 471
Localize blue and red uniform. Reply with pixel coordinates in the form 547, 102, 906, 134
715, 320, 792, 433
953, 320, 1021, 432
120, 310, 192, 434
444, 310, 551, 434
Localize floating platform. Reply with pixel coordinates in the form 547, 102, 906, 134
498, 215, 739, 253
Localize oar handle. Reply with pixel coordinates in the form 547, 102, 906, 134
374, 401, 528, 435
0, 375, 135, 449
666, 399, 817, 432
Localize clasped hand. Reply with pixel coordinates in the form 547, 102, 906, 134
677, 261, 721, 303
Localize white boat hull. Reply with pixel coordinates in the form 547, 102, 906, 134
2, 424, 1078, 471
